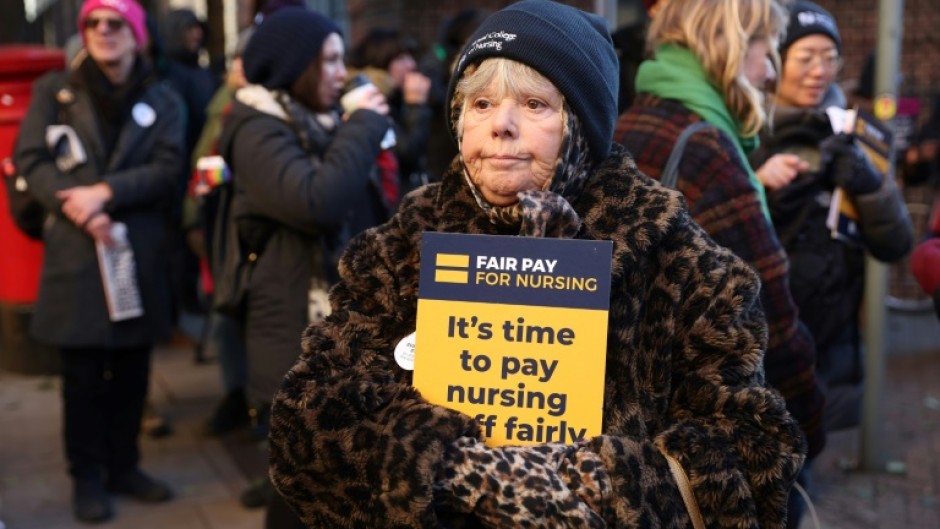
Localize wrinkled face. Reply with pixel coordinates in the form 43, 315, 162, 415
318, 33, 347, 109
778, 34, 840, 108
743, 38, 773, 89
83, 8, 136, 65
460, 72, 564, 207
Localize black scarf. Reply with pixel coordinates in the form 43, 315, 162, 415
76, 55, 153, 156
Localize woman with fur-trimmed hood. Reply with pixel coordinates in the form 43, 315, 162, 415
269, 1, 805, 527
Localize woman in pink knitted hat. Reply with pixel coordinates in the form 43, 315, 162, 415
14, 0, 183, 523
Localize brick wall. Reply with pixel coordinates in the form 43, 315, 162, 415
815, 0, 940, 100
815, 0, 939, 305
348, 0, 592, 55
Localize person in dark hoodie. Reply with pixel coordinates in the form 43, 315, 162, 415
160, 8, 219, 165
160, 7, 221, 340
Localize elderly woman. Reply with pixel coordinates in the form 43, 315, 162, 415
269, 1, 804, 527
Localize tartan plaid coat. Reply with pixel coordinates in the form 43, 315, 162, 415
615, 94, 826, 459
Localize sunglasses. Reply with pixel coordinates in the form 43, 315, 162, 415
83, 17, 127, 32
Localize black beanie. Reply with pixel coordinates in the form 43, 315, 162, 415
780, 1, 841, 55
447, 0, 619, 164
243, 7, 341, 90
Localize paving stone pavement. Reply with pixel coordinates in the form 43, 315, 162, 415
798, 342, 940, 529
0, 310, 938, 529
0, 343, 264, 529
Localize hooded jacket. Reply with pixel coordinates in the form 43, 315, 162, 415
218, 85, 390, 403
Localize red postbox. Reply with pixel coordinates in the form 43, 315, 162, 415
0, 45, 64, 374
0, 45, 63, 303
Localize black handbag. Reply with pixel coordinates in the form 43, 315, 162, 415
2, 157, 45, 240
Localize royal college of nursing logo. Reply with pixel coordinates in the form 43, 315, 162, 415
456, 31, 518, 72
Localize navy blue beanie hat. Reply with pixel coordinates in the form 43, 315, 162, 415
243, 7, 341, 90
781, 1, 841, 55
447, 0, 619, 164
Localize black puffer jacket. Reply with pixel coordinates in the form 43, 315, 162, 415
218, 85, 390, 403
752, 106, 913, 353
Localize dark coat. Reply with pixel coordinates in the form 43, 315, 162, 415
218, 88, 391, 403
751, 106, 912, 429
269, 146, 805, 528
388, 89, 432, 195
615, 94, 826, 458
13, 61, 183, 348
752, 106, 913, 352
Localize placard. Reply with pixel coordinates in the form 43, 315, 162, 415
413, 232, 612, 446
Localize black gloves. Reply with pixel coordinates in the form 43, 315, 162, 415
820, 133, 883, 195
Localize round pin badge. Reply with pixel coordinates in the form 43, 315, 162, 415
132, 102, 156, 128
394, 332, 416, 371
56, 88, 75, 105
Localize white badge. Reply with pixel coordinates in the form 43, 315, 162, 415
132, 102, 156, 128
394, 332, 416, 371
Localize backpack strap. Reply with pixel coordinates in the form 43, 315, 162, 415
661, 121, 713, 190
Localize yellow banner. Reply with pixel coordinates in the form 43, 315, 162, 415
413, 299, 608, 446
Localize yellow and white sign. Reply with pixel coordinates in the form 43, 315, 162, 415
412, 232, 612, 447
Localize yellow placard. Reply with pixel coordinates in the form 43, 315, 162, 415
412, 232, 613, 447
414, 300, 607, 446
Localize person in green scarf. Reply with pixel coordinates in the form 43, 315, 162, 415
614, 1, 826, 526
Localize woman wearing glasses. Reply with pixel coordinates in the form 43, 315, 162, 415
753, 0, 912, 430
14, 0, 182, 523
749, 3, 912, 525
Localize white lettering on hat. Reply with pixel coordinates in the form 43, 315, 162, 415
797, 10, 836, 33
468, 31, 517, 54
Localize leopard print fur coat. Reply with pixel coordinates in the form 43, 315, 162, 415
269, 145, 806, 528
